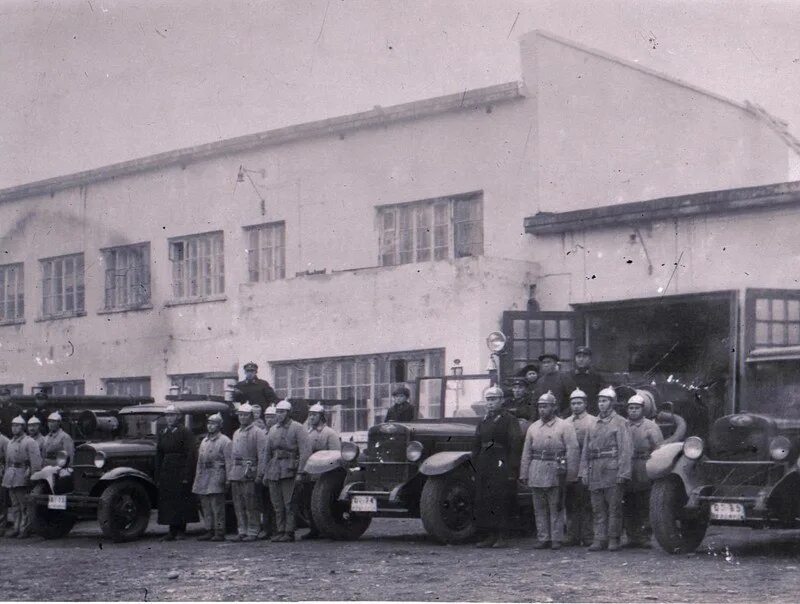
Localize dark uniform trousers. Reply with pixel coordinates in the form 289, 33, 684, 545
199, 494, 226, 535
590, 486, 624, 541
565, 482, 594, 545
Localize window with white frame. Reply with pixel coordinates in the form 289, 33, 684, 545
245, 222, 286, 283
378, 192, 483, 266
40, 380, 85, 396
169, 373, 234, 396
41, 254, 85, 319
103, 377, 151, 397
168, 232, 224, 301
0, 263, 24, 324
102, 243, 150, 310
272, 350, 444, 433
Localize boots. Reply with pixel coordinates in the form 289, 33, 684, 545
587, 540, 607, 552
476, 533, 497, 548
211, 532, 226, 542
197, 531, 213, 541
608, 538, 621, 551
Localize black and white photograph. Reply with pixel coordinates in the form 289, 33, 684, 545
1, 0, 800, 601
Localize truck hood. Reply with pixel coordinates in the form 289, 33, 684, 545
78, 439, 156, 457
370, 419, 479, 440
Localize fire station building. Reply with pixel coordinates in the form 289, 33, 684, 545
1, 31, 798, 439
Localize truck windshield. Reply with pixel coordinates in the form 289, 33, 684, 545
745, 360, 800, 418
417, 376, 492, 419
120, 413, 167, 438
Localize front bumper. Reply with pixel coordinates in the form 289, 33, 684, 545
29, 492, 101, 511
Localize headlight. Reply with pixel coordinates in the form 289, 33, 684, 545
769, 436, 791, 461
683, 436, 704, 460
56, 450, 69, 468
486, 331, 507, 353
341, 442, 360, 462
94, 451, 107, 469
406, 441, 424, 462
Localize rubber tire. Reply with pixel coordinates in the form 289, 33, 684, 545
310, 471, 371, 541
420, 469, 477, 544
31, 483, 76, 539
97, 480, 152, 543
650, 475, 708, 554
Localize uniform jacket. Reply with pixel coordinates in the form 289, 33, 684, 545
156, 423, 198, 525
568, 412, 596, 454
42, 428, 75, 463
233, 378, 279, 407
571, 369, 604, 413
503, 394, 538, 422
384, 401, 415, 423
579, 411, 633, 490
229, 422, 267, 482
308, 424, 341, 453
627, 417, 664, 491
253, 418, 267, 432
520, 416, 580, 488
2, 434, 43, 488
533, 372, 576, 417
192, 431, 232, 495
262, 418, 312, 481
30, 433, 45, 453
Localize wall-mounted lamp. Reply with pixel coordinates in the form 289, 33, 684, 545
451, 358, 463, 376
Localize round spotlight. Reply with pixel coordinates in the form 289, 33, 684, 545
486, 331, 507, 353
406, 441, 424, 462
683, 436, 705, 460
341, 442, 360, 462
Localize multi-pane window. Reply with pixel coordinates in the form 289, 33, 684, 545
40, 380, 85, 396
273, 350, 444, 433
169, 232, 225, 300
0, 383, 23, 395
0, 263, 24, 323
504, 312, 577, 374
378, 192, 483, 266
245, 222, 286, 283
169, 373, 234, 396
752, 293, 800, 348
103, 243, 150, 310
104, 377, 151, 397
41, 254, 85, 319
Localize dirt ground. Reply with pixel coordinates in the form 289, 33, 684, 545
2, 516, 800, 602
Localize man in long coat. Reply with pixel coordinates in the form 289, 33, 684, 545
233, 362, 279, 408
519, 391, 580, 550
579, 387, 633, 552
262, 400, 312, 542
570, 346, 604, 415
229, 403, 267, 541
42, 412, 75, 465
532, 354, 575, 417
156, 405, 197, 541
472, 386, 523, 549
192, 413, 232, 541
623, 394, 663, 548
2, 416, 43, 538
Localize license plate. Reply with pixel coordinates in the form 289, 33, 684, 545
47, 495, 67, 510
350, 495, 377, 513
710, 502, 745, 521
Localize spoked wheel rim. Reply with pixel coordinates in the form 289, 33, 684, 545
440, 482, 474, 531
112, 491, 141, 530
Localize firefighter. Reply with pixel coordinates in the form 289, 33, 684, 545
383, 385, 415, 422
623, 393, 664, 548
262, 400, 312, 542
532, 354, 575, 417
156, 405, 197, 541
0, 388, 23, 438
472, 386, 523, 548
27, 416, 45, 453
504, 377, 537, 423
301, 402, 341, 540
259, 403, 279, 539
519, 391, 580, 550
233, 362, 279, 408
579, 386, 633, 552
1, 416, 42, 538
192, 413, 232, 542
264, 405, 278, 430
564, 388, 596, 546
229, 403, 267, 541
571, 346, 604, 415
42, 412, 75, 465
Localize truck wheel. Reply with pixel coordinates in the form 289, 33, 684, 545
31, 483, 76, 539
97, 480, 151, 542
650, 475, 708, 554
310, 471, 371, 540
420, 469, 477, 544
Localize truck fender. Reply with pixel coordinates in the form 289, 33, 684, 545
419, 451, 472, 477
30, 465, 63, 491
99, 466, 156, 486
646, 442, 684, 481
304, 450, 344, 475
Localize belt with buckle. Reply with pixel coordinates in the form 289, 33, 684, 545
588, 448, 618, 460
8, 462, 29, 468
530, 449, 566, 461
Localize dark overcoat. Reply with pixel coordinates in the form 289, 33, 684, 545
471, 409, 523, 531
156, 424, 198, 525
233, 378, 279, 407
384, 401, 415, 423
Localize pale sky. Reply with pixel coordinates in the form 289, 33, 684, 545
1, 0, 798, 189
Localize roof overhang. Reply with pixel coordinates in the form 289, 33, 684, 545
746, 346, 800, 363
525, 180, 800, 235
